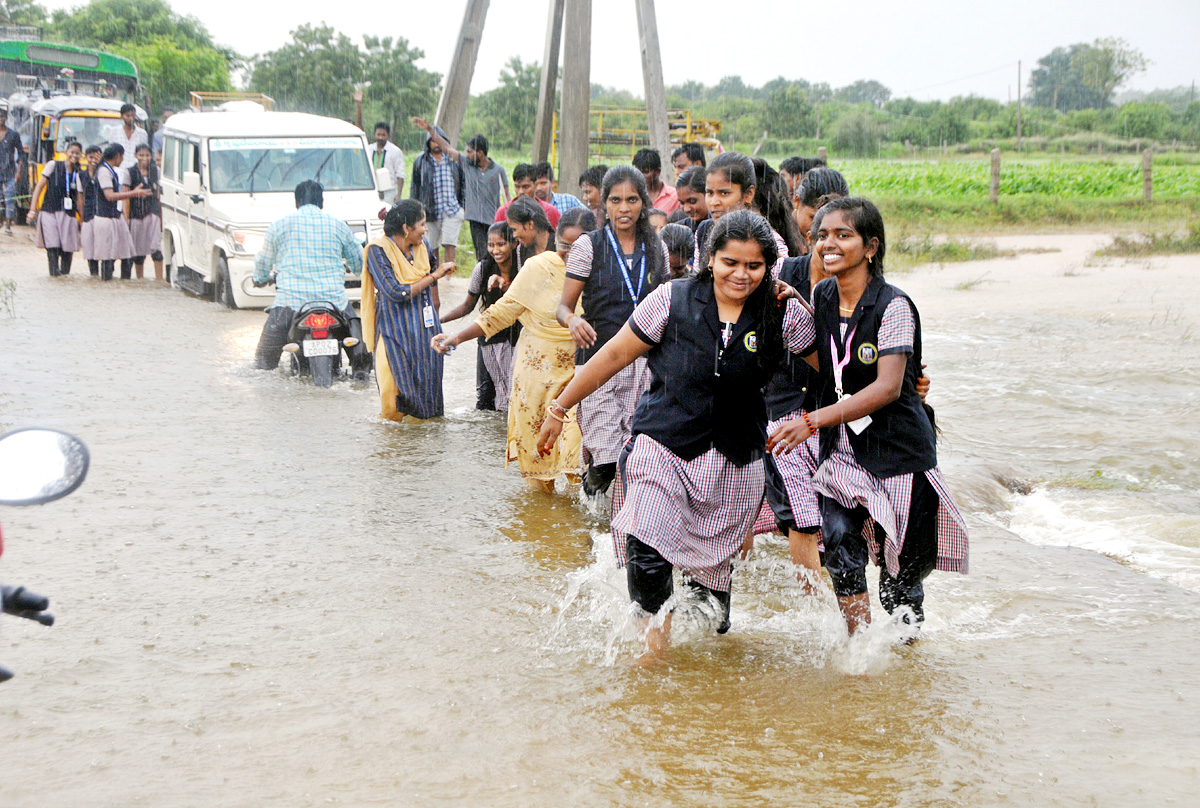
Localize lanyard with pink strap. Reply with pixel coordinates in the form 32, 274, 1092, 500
830, 324, 873, 434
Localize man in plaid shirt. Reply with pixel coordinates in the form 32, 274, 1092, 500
252, 180, 368, 377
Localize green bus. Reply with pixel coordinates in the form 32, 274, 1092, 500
0, 39, 140, 102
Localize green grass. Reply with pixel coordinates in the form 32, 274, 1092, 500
1095, 220, 1200, 257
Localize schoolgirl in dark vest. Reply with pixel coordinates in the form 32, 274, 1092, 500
766, 197, 968, 635
539, 210, 816, 657
440, 221, 521, 412
557, 165, 669, 497
28, 139, 82, 277
77, 144, 102, 276
91, 143, 147, 282
125, 143, 164, 281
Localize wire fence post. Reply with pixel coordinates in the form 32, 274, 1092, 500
989, 148, 1001, 203
1142, 148, 1153, 203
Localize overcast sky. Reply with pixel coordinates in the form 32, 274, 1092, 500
43, 0, 1199, 101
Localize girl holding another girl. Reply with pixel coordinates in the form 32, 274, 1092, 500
124, 143, 163, 281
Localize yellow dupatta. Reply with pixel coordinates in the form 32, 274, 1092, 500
360, 236, 430, 351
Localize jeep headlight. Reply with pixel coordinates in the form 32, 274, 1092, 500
228, 227, 266, 255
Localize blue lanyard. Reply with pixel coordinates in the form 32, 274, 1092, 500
64, 164, 76, 196
604, 226, 646, 301
103, 163, 120, 190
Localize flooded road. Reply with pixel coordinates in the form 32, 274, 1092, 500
3, 232, 1199, 806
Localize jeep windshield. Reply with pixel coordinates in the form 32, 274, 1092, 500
208, 136, 374, 194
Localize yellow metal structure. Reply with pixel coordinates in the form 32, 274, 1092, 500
188, 92, 276, 112
551, 106, 723, 166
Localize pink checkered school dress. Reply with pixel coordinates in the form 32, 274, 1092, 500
609, 281, 815, 591
812, 299, 969, 577
752, 414, 822, 536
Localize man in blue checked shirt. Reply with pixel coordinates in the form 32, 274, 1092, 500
252, 180, 369, 378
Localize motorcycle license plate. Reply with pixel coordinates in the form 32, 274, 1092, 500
302, 338, 339, 358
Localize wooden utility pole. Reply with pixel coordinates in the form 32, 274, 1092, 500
1142, 149, 1153, 202
559, 0, 592, 196
989, 148, 1001, 203
532, 0, 566, 163
435, 0, 490, 145
634, 0, 672, 183
1016, 60, 1023, 152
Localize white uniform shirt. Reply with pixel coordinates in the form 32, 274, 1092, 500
368, 140, 406, 200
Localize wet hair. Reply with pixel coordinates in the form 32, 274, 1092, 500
134, 143, 152, 156
512, 163, 536, 183
632, 148, 661, 173
374, 121, 390, 135
533, 161, 554, 181
384, 199, 427, 238
63, 138, 81, 151
466, 134, 488, 155
798, 167, 850, 209
706, 151, 755, 196
101, 142, 125, 162
579, 164, 608, 190
781, 156, 826, 178
84, 144, 102, 156
119, 103, 136, 116
751, 157, 804, 257
487, 220, 514, 241
647, 207, 667, 219
812, 197, 886, 278
557, 206, 596, 236
698, 209, 783, 371
424, 124, 449, 152
506, 195, 554, 233
294, 179, 324, 209
600, 164, 665, 282
676, 165, 707, 192
659, 223, 694, 263
671, 142, 706, 167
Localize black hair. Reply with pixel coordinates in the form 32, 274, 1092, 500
134, 143, 152, 155
63, 138, 81, 150
384, 198, 427, 238
797, 167, 850, 209
466, 134, 488, 155
373, 121, 390, 134
812, 196, 886, 278
671, 142, 706, 167
512, 163, 536, 183
557, 206, 596, 235
659, 222, 693, 262
698, 209, 783, 371
506, 195, 554, 233
579, 164, 607, 189
632, 148, 661, 173
161, 106, 175, 114
676, 165, 706, 192
119, 103, 136, 116
477, 221, 517, 306
84, 144, 102, 156
101, 142, 125, 162
751, 157, 804, 257
706, 151, 755, 196
600, 164, 665, 283
487, 220, 514, 240
533, 160, 554, 181
779, 156, 806, 177
424, 124, 449, 153
294, 179, 324, 209
647, 207, 667, 219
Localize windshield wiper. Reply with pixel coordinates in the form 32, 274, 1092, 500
246, 150, 269, 197
313, 152, 335, 185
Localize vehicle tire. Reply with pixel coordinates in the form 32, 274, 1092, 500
310, 354, 334, 388
212, 256, 237, 309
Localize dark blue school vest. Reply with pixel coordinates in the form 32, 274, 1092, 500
95, 163, 122, 219
631, 278, 775, 467
80, 171, 98, 222
813, 275, 937, 479
764, 255, 820, 420
40, 161, 78, 214
572, 228, 665, 363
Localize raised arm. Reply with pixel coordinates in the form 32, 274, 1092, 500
411, 117, 459, 160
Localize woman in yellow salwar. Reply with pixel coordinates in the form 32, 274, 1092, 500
432, 208, 595, 492
363, 200, 456, 421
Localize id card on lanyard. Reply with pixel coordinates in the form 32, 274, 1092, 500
62, 166, 75, 211
604, 226, 646, 301
831, 325, 872, 435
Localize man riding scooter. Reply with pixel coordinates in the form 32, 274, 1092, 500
253, 180, 369, 379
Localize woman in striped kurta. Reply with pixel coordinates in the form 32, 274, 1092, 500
362, 200, 455, 421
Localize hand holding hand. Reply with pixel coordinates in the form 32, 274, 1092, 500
487, 274, 509, 292
435, 261, 456, 280
766, 417, 813, 456
431, 333, 455, 354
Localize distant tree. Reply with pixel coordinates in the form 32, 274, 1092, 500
836, 79, 891, 108
669, 80, 704, 104
362, 35, 440, 149
1029, 38, 1148, 110
764, 81, 812, 138
0, 0, 47, 26
712, 75, 753, 100
115, 37, 231, 108
475, 56, 541, 150
49, 0, 218, 52
249, 24, 363, 120
1116, 101, 1172, 140
832, 109, 885, 156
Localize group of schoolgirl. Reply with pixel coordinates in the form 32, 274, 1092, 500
530, 151, 968, 656
28, 140, 162, 281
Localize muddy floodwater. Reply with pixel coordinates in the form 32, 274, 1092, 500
2, 233, 1199, 806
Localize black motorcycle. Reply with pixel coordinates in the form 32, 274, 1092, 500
282, 301, 367, 388
0, 428, 90, 682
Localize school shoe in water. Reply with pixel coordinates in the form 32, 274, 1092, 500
684, 580, 732, 634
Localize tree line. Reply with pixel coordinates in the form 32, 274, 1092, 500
5, 1, 1196, 157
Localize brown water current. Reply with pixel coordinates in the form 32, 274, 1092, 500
2, 233, 1199, 805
